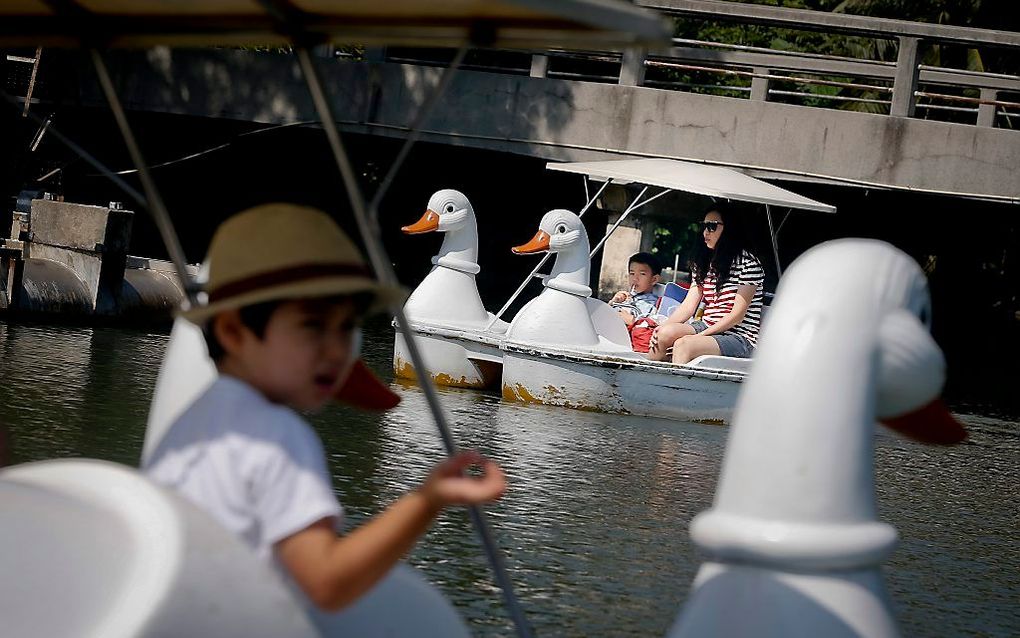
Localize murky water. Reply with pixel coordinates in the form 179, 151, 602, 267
1, 317, 1017, 636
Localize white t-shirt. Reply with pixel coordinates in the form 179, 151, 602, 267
144, 375, 343, 565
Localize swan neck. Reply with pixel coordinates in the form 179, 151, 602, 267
436, 221, 478, 267
547, 239, 591, 295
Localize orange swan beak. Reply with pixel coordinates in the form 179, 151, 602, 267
402, 209, 440, 234
512, 230, 550, 255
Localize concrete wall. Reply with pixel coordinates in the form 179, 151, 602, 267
599, 223, 642, 300
78, 49, 1020, 204
27, 200, 133, 313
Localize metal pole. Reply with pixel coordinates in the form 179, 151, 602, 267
90, 50, 196, 304
589, 186, 648, 258
1, 88, 147, 210
21, 47, 42, 117
775, 208, 793, 236
765, 204, 783, 277
294, 47, 533, 638
487, 178, 612, 328
367, 46, 468, 226
589, 187, 670, 258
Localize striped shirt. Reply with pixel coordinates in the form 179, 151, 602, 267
699, 251, 765, 346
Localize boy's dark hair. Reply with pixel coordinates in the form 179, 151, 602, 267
203, 293, 373, 362
629, 252, 661, 274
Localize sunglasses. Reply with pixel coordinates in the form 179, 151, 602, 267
701, 221, 724, 232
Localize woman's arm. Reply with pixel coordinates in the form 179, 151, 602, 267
662, 284, 702, 325
699, 284, 755, 336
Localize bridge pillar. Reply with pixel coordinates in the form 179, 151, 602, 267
977, 88, 999, 127
530, 54, 549, 78
751, 67, 771, 102
596, 211, 656, 300
619, 48, 646, 87
891, 36, 920, 117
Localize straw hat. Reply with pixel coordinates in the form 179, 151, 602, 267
182, 203, 406, 411
181, 203, 405, 323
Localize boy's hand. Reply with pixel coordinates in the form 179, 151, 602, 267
618, 309, 635, 326
611, 290, 630, 304
418, 451, 506, 509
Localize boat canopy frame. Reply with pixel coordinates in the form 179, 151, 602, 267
490, 157, 837, 324
0, 0, 671, 49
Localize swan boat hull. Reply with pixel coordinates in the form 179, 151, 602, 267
500, 342, 746, 422
0, 458, 470, 638
393, 320, 505, 389
392, 325, 747, 422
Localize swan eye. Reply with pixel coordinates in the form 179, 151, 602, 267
444, 203, 456, 214
556, 224, 568, 234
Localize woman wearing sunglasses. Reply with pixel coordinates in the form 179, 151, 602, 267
647, 205, 765, 364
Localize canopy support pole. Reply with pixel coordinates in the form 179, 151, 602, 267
589, 186, 669, 259
775, 207, 793, 236
90, 50, 197, 305
367, 46, 469, 224
487, 177, 612, 328
294, 47, 533, 638
766, 204, 783, 277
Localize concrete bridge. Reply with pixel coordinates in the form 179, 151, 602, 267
42, 0, 1019, 207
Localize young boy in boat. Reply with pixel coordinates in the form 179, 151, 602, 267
143, 203, 506, 612
610, 252, 665, 352
610, 252, 663, 327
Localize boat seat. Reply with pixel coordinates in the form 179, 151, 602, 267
687, 355, 752, 374
0, 459, 317, 637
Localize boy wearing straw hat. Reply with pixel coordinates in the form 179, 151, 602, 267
144, 203, 506, 611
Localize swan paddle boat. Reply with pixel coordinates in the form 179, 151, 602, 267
398, 158, 835, 421
499, 159, 835, 421
394, 189, 508, 389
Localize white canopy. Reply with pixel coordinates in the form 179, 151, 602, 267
0, 0, 671, 49
547, 158, 837, 213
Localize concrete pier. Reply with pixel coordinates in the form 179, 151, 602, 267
1, 197, 193, 323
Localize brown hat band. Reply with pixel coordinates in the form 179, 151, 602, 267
208, 263, 373, 303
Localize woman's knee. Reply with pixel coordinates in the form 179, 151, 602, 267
671, 335, 696, 363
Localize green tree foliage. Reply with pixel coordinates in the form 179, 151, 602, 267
669, 0, 1018, 116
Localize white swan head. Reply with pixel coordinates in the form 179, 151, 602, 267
776, 239, 965, 443
402, 189, 474, 235
705, 238, 965, 535
671, 240, 966, 638
512, 209, 585, 255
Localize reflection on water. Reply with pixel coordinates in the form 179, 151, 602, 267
0, 321, 161, 466
1, 318, 1017, 636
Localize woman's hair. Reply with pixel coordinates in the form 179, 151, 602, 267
689, 203, 751, 287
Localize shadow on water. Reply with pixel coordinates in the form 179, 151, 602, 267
1, 316, 1018, 636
